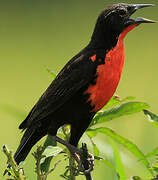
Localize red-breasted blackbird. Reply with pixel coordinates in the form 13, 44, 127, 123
13, 3, 154, 164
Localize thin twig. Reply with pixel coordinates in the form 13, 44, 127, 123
43, 160, 61, 177
69, 155, 76, 180
32, 146, 44, 180
61, 125, 76, 180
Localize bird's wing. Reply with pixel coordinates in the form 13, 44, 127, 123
19, 54, 96, 129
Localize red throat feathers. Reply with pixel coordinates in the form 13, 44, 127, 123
85, 24, 137, 112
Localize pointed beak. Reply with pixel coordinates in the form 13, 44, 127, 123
134, 17, 156, 24
133, 4, 155, 10
127, 4, 156, 24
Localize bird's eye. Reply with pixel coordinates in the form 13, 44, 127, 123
119, 9, 126, 16
127, 6, 132, 12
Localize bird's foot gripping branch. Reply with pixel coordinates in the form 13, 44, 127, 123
53, 136, 94, 175
3, 136, 95, 180
3, 98, 158, 180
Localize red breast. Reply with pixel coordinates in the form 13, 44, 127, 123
85, 24, 137, 112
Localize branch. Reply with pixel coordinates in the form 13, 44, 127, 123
32, 146, 44, 180
2, 145, 25, 180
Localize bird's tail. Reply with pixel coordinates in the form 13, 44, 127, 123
14, 126, 46, 165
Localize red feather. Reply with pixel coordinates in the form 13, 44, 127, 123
85, 24, 137, 112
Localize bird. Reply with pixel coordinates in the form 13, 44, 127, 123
12, 3, 154, 166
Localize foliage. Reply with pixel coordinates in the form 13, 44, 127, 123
2, 70, 158, 180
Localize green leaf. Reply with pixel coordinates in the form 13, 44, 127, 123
110, 140, 126, 180
86, 129, 98, 139
104, 95, 135, 109
87, 127, 154, 177
145, 147, 158, 158
40, 135, 57, 173
46, 68, 57, 79
86, 132, 99, 156
19, 161, 25, 168
40, 146, 63, 164
151, 161, 158, 174
92, 143, 100, 156
143, 110, 158, 128
102, 159, 118, 176
91, 102, 149, 126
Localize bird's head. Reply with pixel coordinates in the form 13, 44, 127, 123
91, 3, 155, 49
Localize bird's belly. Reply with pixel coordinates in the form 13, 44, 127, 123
85, 41, 125, 112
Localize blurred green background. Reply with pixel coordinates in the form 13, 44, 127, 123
0, 0, 158, 179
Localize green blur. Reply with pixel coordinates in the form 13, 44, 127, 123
0, 0, 158, 179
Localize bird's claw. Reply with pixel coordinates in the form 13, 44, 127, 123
53, 136, 94, 175
77, 153, 94, 175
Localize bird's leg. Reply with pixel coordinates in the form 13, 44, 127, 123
51, 136, 94, 175
52, 136, 81, 163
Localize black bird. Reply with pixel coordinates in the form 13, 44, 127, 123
12, 3, 154, 165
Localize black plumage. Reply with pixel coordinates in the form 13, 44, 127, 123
13, 3, 154, 165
